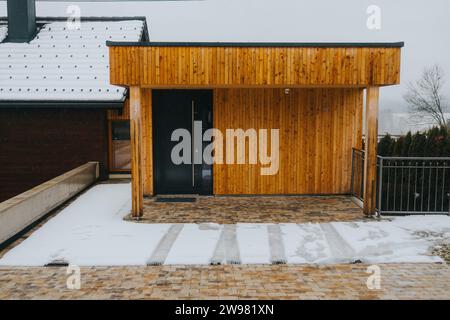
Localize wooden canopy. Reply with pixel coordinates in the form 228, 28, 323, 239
108, 42, 402, 88
107, 41, 403, 218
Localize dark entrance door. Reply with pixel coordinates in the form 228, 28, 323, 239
153, 90, 213, 195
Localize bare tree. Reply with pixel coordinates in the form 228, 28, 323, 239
404, 64, 448, 129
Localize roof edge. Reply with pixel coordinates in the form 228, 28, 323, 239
106, 41, 405, 48
0, 16, 148, 23
0, 100, 125, 109
0, 16, 150, 43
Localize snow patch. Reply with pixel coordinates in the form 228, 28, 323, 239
237, 224, 272, 264
164, 224, 222, 265
281, 223, 333, 264
0, 25, 7, 43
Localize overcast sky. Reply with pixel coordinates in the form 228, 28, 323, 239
1, 0, 449, 112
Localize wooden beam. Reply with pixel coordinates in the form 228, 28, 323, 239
363, 86, 379, 216
129, 86, 144, 218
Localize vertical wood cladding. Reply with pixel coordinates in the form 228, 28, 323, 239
109, 46, 401, 87
141, 90, 153, 196
213, 88, 363, 195
0, 108, 109, 202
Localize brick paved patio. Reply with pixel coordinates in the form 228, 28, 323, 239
0, 263, 449, 299
133, 195, 364, 224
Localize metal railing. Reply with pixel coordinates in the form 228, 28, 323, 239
350, 148, 365, 201
351, 149, 450, 215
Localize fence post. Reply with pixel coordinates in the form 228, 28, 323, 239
378, 157, 383, 216
448, 193, 450, 216
350, 149, 355, 196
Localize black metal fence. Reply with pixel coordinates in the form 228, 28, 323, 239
351, 149, 450, 215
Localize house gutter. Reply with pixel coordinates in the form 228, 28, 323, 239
0, 100, 125, 109
106, 41, 405, 48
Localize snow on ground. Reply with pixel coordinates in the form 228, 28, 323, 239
0, 184, 170, 266
282, 223, 333, 264
164, 224, 222, 265
0, 183, 449, 266
0, 25, 7, 43
237, 224, 272, 264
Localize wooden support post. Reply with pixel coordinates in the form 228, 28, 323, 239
363, 86, 379, 216
130, 86, 143, 218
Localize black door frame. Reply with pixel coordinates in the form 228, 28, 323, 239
152, 89, 213, 195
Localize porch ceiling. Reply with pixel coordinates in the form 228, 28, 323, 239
107, 42, 403, 88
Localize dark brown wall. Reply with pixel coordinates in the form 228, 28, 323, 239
0, 108, 109, 202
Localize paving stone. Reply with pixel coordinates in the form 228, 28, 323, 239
0, 264, 449, 299
134, 195, 365, 224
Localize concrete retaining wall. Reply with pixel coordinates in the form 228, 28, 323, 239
0, 162, 99, 245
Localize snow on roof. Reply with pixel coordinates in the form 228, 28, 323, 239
0, 20, 144, 102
